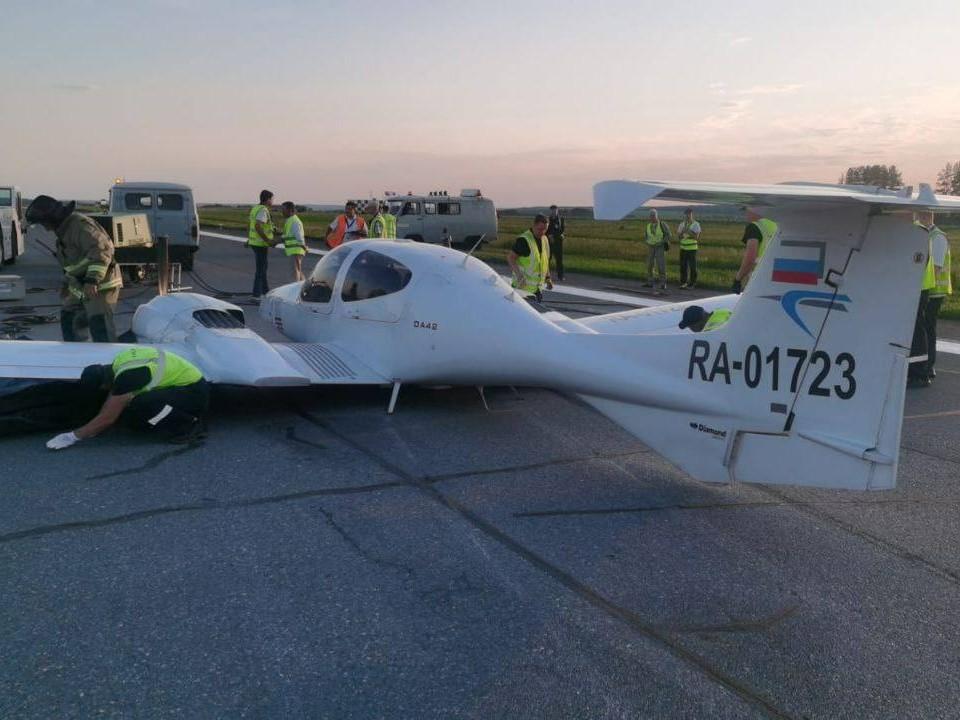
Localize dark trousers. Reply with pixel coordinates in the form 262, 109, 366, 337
909, 290, 930, 379
61, 287, 119, 343
679, 249, 698, 285
549, 236, 564, 279
924, 295, 945, 376
251, 246, 270, 297
121, 380, 210, 438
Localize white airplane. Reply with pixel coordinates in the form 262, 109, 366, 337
2, 180, 958, 491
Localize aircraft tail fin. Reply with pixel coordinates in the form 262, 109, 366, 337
574, 180, 950, 489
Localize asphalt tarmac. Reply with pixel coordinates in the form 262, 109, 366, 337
2, 232, 960, 719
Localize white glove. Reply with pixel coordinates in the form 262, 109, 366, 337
47, 431, 80, 450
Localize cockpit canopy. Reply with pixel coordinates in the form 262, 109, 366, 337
301, 247, 412, 304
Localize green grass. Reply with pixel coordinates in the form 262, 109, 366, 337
198, 206, 960, 319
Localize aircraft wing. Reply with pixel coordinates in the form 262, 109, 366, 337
0, 341, 139, 380
593, 179, 960, 220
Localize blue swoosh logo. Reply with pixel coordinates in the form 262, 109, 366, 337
780, 290, 851, 337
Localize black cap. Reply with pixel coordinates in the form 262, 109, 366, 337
79, 363, 112, 390
25, 195, 74, 225
678, 305, 708, 330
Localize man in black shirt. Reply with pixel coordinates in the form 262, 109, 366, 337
547, 205, 566, 282
46, 349, 210, 450
733, 210, 775, 293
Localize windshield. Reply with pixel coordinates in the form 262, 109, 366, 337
341, 250, 412, 302
301, 245, 351, 302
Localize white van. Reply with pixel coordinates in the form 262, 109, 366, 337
388, 189, 497, 247
0, 185, 24, 264
109, 182, 199, 269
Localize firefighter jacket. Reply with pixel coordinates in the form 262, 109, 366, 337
55, 213, 122, 299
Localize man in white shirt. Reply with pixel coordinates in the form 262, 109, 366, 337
325, 201, 368, 248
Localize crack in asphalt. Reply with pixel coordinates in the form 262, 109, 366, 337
758, 486, 960, 587
293, 407, 797, 720
285, 425, 327, 450
423, 449, 651, 484
0, 481, 403, 545
515, 497, 960, 519
85, 443, 205, 481
316, 506, 415, 576
673, 606, 800, 636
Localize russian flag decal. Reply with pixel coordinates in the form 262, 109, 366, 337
771, 240, 826, 285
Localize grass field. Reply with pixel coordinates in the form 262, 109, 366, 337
198, 206, 960, 319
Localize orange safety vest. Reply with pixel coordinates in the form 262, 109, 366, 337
328, 214, 367, 248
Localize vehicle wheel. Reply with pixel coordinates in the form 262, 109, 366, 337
7, 229, 18, 264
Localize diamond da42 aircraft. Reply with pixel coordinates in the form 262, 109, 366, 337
2, 180, 958, 491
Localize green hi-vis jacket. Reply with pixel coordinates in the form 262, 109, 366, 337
55, 213, 122, 300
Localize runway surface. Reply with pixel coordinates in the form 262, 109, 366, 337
2, 232, 960, 719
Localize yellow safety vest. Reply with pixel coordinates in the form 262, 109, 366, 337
678, 220, 699, 251
384, 213, 397, 238
922, 225, 952, 295
369, 214, 387, 239
282, 215, 306, 256
754, 218, 778, 260
112, 348, 203, 397
934, 239, 953, 297
512, 230, 550, 295
644, 222, 665, 246
704, 309, 732, 331
248, 204, 274, 248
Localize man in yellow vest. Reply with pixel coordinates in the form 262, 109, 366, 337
678, 305, 731, 332
642, 209, 670, 294
368, 202, 387, 239
677, 208, 702, 289
280, 201, 306, 281
248, 189, 276, 300
382, 202, 398, 238
733, 209, 778, 293
46, 348, 210, 450
25, 194, 123, 342
507, 213, 552, 301
910, 212, 951, 386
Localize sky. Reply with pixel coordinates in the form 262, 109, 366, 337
2, 0, 959, 206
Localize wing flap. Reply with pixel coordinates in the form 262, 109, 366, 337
273, 343, 389, 385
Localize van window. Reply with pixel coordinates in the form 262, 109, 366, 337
400, 201, 420, 216
301, 246, 350, 303
158, 193, 185, 211
424, 202, 436, 215
125, 193, 152, 210
0, 189, 11, 206
438, 202, 460, 215
341, 250, 412, 302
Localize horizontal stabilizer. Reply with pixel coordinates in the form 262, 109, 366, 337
593, 180, 960, 220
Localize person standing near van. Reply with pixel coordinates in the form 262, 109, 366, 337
325, 201, 367, 248
24, 195, 122, 342
248, 189, 276, 299
368, 203, 387, 239
382, 202, 398, 238
508, 213, 552, 300
547, 205, 566, 282
280, 201, 306, 282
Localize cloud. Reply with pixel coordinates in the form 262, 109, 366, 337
736, 83, 805, 96
729, 36, 751, 46
699, 99, 753, 129
53, 83, 100, 92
